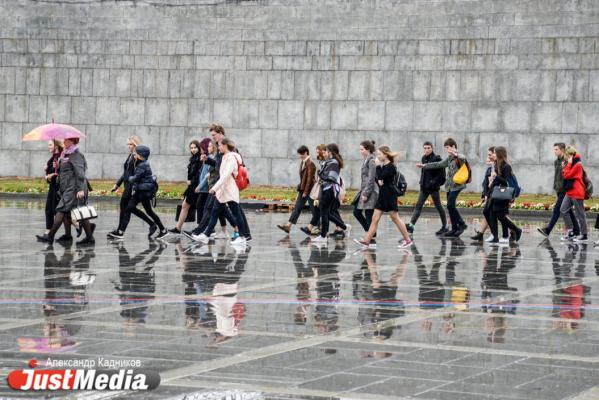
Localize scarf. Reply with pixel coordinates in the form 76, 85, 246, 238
59, 145, 79, 163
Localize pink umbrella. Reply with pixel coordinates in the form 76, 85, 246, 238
22, 122, 86, 142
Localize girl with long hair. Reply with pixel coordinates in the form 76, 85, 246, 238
355, 146, 413, 249
488, 146, 522, 245
312, 143, 348, 244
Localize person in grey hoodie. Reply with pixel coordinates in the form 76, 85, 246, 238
417, 138, 468, 237
352, 140, 378, 239
108, 145, 167, 240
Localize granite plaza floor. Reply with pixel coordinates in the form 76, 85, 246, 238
0, 201, 599, 399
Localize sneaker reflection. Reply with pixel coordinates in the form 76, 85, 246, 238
178, 242, 250, 347
112, 241, 165, 335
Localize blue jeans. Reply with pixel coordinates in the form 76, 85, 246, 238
204, 200, 248, 238
446, 190, 464, 229
547, 192, 579, 235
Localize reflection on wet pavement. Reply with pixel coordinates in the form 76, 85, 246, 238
0, 202, 598, 399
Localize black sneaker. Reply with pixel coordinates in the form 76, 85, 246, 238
181, 230, 194, 240
77, 237, 95, 245
457, 224, 468, 235
537, 227, 549, 237
470, 231, 484, 241
245, 235, 253, 242
36, 234, 54, 244
168, 228, 181, 235
406, 223, 414, 233
156, 229, 169, 240
332, 230, 345, 239
277, 224, 291, 234
148, 224, 158, 237
107, 229, 119, 238
108, 230, 124, 239
300, 226, 312, 236
436, 227, 450, 235
443, 230, 459, 237
56, 234, 73, 243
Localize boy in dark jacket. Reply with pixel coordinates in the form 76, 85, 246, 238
109, 146, 167, 240
277, 145, 317, 233
407, 142, 448, 235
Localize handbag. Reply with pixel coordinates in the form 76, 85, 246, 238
70, 203, 98, 222
491, 186, 515, 201
453, 162, 469, 185
309, 181, 321, 201
176, 204, 196, 222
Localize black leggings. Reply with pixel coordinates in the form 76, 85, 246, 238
483, 200, 509, 238
353, 206, 374, 233
319, 189, 346, 238
119, 190, 154, 228
118, 194, 164, 232
489, 209, 519, 240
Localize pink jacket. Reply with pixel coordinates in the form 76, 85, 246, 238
212, 152, 242, 204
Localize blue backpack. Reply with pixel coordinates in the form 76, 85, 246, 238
507, 174, 522, 198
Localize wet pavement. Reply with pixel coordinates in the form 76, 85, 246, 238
0, 201, 598, 399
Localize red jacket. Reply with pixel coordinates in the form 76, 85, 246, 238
562, 155, 585, 200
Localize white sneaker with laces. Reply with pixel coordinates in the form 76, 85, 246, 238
214, 231, 228, 239
191, 233, 210, 244
311, 236, 327, 243
499, 237, 509, 243
231, 237, 247, 245
485, 236, 495, 243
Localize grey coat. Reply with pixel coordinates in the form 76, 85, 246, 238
422, 153, 467, 192
354, 154, 378, 210
55, 149, 88, 213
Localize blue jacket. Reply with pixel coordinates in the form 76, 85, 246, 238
196, 157, 212, 193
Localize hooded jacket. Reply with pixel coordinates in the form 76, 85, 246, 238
422, 153, 467, 192
562, 154, 585, 200
129, 146, 155, 194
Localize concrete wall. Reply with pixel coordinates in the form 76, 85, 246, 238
1, 0, 599, 193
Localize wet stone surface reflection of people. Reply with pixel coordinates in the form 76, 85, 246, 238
3, 202, 599, 400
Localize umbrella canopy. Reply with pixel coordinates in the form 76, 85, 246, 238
22, 123, 85, 142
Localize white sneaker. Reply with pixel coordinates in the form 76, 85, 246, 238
485, 236, 495, 243
210, 232, 216, 238
499, 237, 509, 243
231, 237, 246, 245
214, 231, 228, 239
191, 233, 210, 244
311, 236, 327, 244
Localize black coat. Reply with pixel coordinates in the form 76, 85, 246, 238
419, 153, 445, 193
187, 154, 202, 187
481, 166, 493, 199
490, 163, 513, 212
116, 154, 136, 194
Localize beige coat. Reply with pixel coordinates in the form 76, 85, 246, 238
212, 152, 242, 204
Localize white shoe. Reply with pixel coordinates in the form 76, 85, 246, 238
499, 237, 509, 243
231, 237, 247, 245
210, 232, 216, 238
191, 233, 210, 244
485, 236, 495, 243
214, 231, 227, 239
311, 236, 327, 244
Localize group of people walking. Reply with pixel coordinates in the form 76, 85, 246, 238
36, 123, 593, 248
277, 138, 594, 248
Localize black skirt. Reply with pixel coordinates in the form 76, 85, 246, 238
375, 186, 398, 212
183, 185, 199, 206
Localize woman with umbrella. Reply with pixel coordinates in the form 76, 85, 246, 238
32, 127, 95, 244
42, 140, 63, 237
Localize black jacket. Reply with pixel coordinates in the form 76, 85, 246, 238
116, 154, 136, 190
46, 154, 60, 190
187, 154, 202, 187
490, 163, 514, 212
419, 153, 445, 193
481, 166, 493, 199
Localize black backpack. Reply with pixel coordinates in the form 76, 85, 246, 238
393, 170, 407, 197
151, 175, 159, 206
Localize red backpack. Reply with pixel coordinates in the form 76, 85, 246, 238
233, 157, 249, 191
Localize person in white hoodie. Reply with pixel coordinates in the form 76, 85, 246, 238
192, 138, 248, 246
